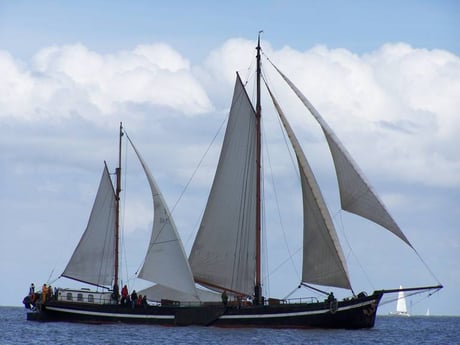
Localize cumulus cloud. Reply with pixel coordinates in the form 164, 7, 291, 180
0, 43, 212, 122
241, 41, 460, 189
0, 39, 458, 192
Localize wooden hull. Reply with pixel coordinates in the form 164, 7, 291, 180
27, 291, 382, 329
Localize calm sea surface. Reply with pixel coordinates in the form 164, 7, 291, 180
1, 307, 459, 345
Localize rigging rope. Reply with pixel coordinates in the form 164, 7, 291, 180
261, 112, 301, 283
335, 210, 375, 292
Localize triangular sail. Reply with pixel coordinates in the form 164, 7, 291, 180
62, 165, 116, 287
126, 135, 198, 298
274, 66, 412, 248
189, 74, 257, 296
396, 285, 408, 314
266, 83, 352, 290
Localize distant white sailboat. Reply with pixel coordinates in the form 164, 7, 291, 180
426, 308, 431, 316
390, 286, 410, 316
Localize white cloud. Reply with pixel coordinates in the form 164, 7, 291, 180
237, 41, 460, 188
0, 43, 212, 122
0, 39, 458, 191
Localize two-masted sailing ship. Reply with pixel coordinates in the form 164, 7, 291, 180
24, 35, 442, 329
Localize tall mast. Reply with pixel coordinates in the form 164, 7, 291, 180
114, 122, 123, 289
254, 31, 262, 304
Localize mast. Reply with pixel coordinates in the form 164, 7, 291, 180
114, 122, 123, 290
254, 31, 262, 304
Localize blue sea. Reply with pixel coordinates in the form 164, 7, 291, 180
1, 307, 459, 344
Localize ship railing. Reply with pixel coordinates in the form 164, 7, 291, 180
156, 296, 320, 308
268, 297, 319, 305
54, 288, 117, 305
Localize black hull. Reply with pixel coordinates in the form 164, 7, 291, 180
27, 292, 382, 329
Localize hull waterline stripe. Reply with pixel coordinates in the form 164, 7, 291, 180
219, 299, 378, 319
45, 306, 174, 320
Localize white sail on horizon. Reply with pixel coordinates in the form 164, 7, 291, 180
396, 285, 409, 316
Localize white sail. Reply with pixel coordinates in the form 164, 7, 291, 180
189, 74, 257, 296
396, 285, 409, 316
266, 83, 351, 290
139, 284, 221, 303
127, 136, 198, 298
274, 67, 412, 248
62, 165, 116, 287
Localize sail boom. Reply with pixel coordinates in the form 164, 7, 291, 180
380, 284, 443, 295
60, 275, 112, 290
194, 278, 247, 296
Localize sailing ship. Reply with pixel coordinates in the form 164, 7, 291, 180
24, 35, 442, 329
389, 286, 410, 316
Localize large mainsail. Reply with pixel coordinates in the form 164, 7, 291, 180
266, 83, 352, 290
274, 67, 412, 248
62, 165, 117, 287
127, 135, 198, 298
189, 74, 257, 296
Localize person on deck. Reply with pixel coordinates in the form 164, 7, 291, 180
112, 284, 120, 302
121, 285, 129, 304
221, 290, 228, 306
42, 284, 48, 303
29, 283, 36, 304
131, 290, 138, 309
141, 295, 148, 309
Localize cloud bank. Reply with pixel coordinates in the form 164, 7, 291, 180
0, 38, 459, 191
0, 43, 213, 122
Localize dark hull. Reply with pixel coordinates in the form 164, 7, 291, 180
27, 291, 382, 329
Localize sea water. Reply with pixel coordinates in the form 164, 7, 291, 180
1, 307, 459, 344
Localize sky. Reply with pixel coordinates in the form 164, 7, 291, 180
0, 0, 459, 316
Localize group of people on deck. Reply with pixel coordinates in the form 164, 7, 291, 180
23, 283, 55, 309
120, 284, 148, 308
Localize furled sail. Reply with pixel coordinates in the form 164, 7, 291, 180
189, 74, 257, 296
266, 83, 352, 290
62, 165, 117, 287
127, 135, 198, 298
274, 66, 412, 248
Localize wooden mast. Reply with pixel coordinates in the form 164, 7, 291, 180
254, 31, 262, 304
114, 122, 123, 291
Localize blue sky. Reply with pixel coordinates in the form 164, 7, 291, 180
1, 0, 459, 59
0, 0, 458, 316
